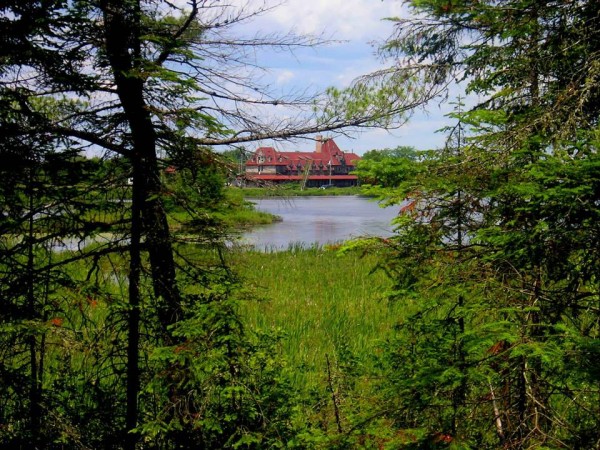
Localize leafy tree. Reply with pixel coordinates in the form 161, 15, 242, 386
357, 1, 600, 447
354, 145, 422, 188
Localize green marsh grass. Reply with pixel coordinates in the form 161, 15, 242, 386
230, 245, 397, 386
43, 240, 396, 392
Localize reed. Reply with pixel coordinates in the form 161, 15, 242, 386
47, 242, 396, 390
230, 245, 397, 386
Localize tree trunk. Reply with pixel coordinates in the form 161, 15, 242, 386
100, 0, 182, 332
26, 165, 42, 446
100, 1, 184, 446
125, 155, 143, 450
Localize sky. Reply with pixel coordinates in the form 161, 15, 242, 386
230, 0, 459, 155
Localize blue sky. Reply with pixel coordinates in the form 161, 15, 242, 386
232, 0, 458, 155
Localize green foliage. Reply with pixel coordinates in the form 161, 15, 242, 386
3, 0, 600, 448
355, 146, 423, 188
317, 62, 430, 129
0, 2, 321, 447
346, 103, 600, 449
220, 147, 250, 168
365, 2, 600, 446
138, 289, 302, 449
0, 131, 132, 446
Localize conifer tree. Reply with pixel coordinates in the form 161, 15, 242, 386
367, 1, 600, 447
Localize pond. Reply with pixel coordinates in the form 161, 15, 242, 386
238, 195, 398, 250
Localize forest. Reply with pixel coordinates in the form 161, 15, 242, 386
1, 1, 599, 449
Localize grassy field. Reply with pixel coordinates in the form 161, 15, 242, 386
230, 245, 397, 386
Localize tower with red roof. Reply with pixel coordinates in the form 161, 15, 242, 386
244, 136, 360, 187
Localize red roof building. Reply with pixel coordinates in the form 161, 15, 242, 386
245, 136, 360, 187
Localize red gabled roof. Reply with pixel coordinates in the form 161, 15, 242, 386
246, 147, 289, 166
246, 138, 360, 167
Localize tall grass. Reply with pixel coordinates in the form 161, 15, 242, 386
230, 245, 397, 386
48, 241, 396, 390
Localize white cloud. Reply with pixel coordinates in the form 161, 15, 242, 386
332, 116, 449, 155
267, 0, 407, 41
275, 69, 296, 85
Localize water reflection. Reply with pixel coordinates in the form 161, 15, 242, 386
240, 196, 397, 250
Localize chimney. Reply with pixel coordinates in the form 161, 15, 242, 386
315, 135, 323, 153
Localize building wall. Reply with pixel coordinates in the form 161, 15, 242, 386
246, 165, 278, 174
245, 138, 361, 186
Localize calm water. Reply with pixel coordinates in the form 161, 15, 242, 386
239, 196, 398, 250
